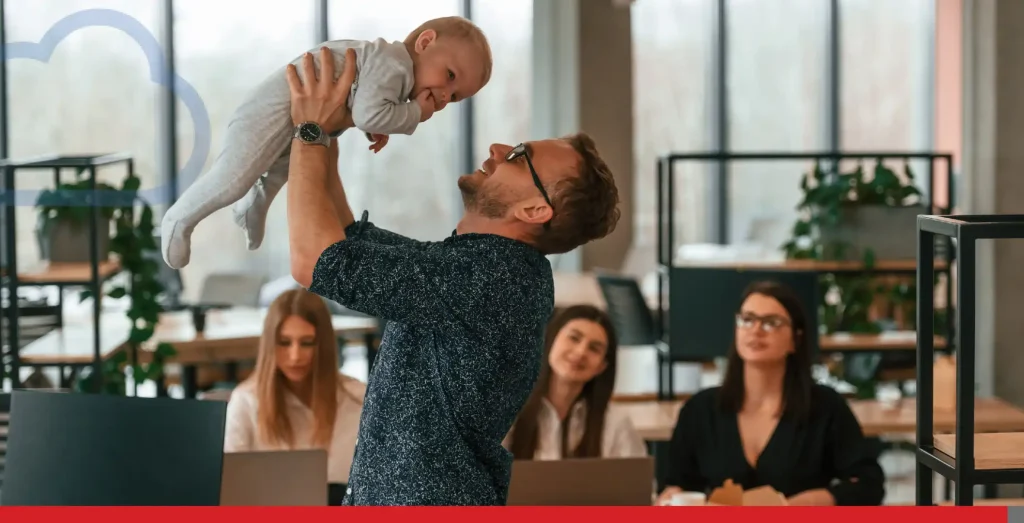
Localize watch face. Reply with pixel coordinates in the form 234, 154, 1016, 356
298, 123, 323, 142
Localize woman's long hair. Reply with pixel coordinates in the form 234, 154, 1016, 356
509, 305, 619, 459
718, 280, 814, 421
253, 289, 339, 448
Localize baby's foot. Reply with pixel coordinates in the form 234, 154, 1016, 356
160, 215, 192, 269
231, 178, 270, 251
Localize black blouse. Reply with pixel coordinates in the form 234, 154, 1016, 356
664, 384, 885, 506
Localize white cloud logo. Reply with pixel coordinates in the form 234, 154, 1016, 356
5, 8, 210, 207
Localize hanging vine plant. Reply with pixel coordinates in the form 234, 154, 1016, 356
46, 170, 178, 395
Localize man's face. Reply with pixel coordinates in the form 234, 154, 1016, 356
457, 140, 579, 225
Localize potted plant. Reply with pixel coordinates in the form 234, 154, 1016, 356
72, 171, 176, 395
784, 160, 925, 262
35, 171, 119, 264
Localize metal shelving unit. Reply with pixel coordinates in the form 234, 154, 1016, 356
1, 154, 131, 391
655, 151, 956, 400
915, 214, 1024, 506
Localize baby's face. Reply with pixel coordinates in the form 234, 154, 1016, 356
411, 32, 488, 112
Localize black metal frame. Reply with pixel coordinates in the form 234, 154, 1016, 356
655, 151, 955, 400
1, 154, 133, 391
915, 214, 1024, 506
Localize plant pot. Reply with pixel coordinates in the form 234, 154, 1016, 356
819, 204, 928, 261
38, 218, 112, 264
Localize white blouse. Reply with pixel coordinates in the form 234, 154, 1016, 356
511, 398, 649, 460
224, 373, 366, 484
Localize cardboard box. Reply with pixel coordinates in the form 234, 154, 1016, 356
707, 479, 788, 506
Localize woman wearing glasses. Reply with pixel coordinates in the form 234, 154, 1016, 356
654, 281, 884, 506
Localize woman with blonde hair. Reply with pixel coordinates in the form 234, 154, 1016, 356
224, 288, 366, 487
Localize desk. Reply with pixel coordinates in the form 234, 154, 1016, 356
142, 309, 378, 398
554, 272, 943, 353
4, 260, 122, 284
138, 308, 377, 365
939, 499, 1024, 506
619, 397, 1024, 442
18, 307, 379, 396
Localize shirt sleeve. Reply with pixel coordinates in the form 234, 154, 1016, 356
824, 397, 886, 506
605, 408, 649, 458
664, 400, 709, 493
350, 42, 421, 136
308, 230, 508, 329
224, 391, 256, 452
344, 212, 417, 248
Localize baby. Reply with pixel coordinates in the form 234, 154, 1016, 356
161, 16, 492, 269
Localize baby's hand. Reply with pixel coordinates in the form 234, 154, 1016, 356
415, 90, 436, 123
368, 133, 389, 153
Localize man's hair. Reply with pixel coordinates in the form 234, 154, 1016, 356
405, 16, 493, 89
534, 133, 621, 255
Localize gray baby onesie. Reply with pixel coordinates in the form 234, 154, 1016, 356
160, 38, 420, 269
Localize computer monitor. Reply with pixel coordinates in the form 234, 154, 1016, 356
0, 391, 227, 506
667, 267, 820, 360
220, 450, 328, 506
507, 457, 654, 506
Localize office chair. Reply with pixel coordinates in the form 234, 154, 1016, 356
199, 273, 268, 308
595, 274, 657, 346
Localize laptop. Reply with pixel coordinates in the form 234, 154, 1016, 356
507, 457, 654, 506
221, 450, 328, 506
1, 391, 226, 506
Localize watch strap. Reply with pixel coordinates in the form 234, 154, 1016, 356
293, 122, 330, 146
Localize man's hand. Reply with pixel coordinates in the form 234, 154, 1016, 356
286, 47, 357, 131
415, 90, 436, 123
368, 133, 389, 153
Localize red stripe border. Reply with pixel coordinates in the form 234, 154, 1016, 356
0, 506, 1011, 522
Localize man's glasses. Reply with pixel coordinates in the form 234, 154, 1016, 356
735, 313, 791, 333
506, 143, 553, 229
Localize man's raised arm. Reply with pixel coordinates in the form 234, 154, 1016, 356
285, 47, 358, 287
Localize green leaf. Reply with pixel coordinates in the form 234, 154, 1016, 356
107, 286, 127, 299
863, 248, 876, 270
155, 342, 177, 357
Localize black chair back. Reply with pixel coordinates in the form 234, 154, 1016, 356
1, 391, 227, 506
596, 274, 657, 346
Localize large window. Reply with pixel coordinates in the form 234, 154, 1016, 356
329, 0, 464, 241
840, 0, 932, 152
7, 0, 161, 269
632, 0, 715, 251
469, 0, 532, 167
172, 0, 317, 296
726, 0, 829, 248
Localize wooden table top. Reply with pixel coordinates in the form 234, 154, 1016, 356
619, 397, 1024, 441
18, 307, 378, 365
938, 498, 1024, 506
934, 433, 1024, 470
7, 260, 121, 283
137, 308, 378, 365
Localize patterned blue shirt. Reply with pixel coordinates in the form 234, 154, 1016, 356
309, 211, 553, 505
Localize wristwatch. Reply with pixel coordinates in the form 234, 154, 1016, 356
293, 121, 330, 147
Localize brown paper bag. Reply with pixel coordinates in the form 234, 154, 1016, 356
707, 479, 788, 506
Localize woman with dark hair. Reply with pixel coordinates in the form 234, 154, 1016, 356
655, 281, 884, 506
506, 305, 647, 460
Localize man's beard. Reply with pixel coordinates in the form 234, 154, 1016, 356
459, 178, 509, 219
